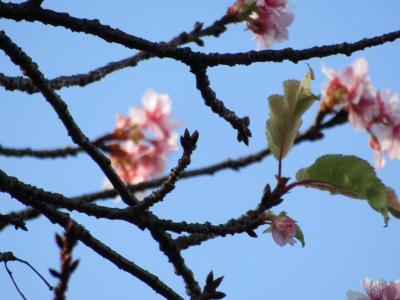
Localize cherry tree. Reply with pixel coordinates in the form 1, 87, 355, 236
0, 1, 399, 299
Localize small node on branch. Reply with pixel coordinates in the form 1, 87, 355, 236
196, 271, 226, 300
180, 129, 199, 152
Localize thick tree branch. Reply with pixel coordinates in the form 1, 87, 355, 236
0, 2, 399, 67
0, 167, 266, 257
0, 167, 265, 240
0, 166, 284, 298
0, 15, 235, 94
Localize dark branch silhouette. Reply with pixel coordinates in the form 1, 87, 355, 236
0, 1, 395, 299
0, 110, 347, 234
0, 14, 235, 94
0, 30, 139, 207
0, 2, 398, 67
190, 65, 252, 145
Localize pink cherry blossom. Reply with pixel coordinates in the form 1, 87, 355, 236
130, 90, 179, 139
271, 214, 297, 246
346, 278, 400, 300
227, 0, 294, 50
106, 90, 179, 186
371, 91, 400, 161
249, 0, 294, 50
321, 58, 400, 167
321, 57, 377, 130
108, 136, 177, 185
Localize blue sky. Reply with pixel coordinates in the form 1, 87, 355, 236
0, 1, 399, 299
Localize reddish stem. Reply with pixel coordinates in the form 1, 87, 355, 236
282, 179, 339, 194
277, 156, 283, 180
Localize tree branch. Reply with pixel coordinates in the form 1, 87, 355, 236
0, 14, 235, 94
50, 227, 79, 300
0, 30, 139, 207
22, 0, 44, 7
0, 31, 204, 296
190, 64, 252, 145
133, 129, 199, 212
0, 2, 399, 67
0, 110, 348, 233
0, 173, 183, 300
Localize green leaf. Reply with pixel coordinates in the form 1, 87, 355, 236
266, 66, 319, 160
295, 224, 305, 247
296, 154, 389, 225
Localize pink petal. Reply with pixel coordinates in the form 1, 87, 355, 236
388, 139, 400, 159
348, 109, 368, 130
271, 229, 287, 246
142, 89, 171, 116
129, 107, 147, 127
321, 65, 337, 79
373, 148, 386, 168
352, 57, 369, 78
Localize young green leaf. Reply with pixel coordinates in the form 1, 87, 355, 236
266, 66, 319, 160
296, 154, 389, 225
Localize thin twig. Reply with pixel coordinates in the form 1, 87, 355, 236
190, 64, 251, 145
0, 144, 82, 158
4, 262, 28, 300
14, 257, 53, 290
50, 225, 80, 300
0, 134, 112, 159
0, 252, 53, 291
133, 129, 199, 212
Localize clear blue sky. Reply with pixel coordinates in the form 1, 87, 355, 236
1, 1, 399, 299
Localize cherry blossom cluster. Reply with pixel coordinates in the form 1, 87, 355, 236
321, 58, 400, 167
228, 0, 294, 50
347, 278, 400, 300
106, 90, 179, 185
